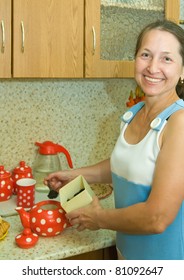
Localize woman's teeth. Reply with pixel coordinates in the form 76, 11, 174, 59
145, 76, 163, 83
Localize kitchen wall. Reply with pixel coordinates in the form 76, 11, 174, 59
0, 78, 135, 171
0, 0, 183, 172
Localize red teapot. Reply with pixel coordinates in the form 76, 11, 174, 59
0, 166, 13, 202
16, 200, 70, 237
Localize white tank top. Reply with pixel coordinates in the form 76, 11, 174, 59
111, 99, 184, 186
110, 99, 184, 260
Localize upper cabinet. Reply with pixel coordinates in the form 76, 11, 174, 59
13, 0, 84, 78
0, 0, 180, 78
0, 0, 84, 78
85, 0, 180, 78
0, 0, 11, 78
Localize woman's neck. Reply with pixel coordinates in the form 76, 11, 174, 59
141, 93, 179, 122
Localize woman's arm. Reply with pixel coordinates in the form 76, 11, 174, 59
44, 159, 112, 191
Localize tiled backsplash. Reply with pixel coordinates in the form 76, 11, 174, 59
0, 79, 135, 172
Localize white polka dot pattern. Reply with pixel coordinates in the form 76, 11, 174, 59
16, 179, 35, 208
18, 200, 71, 237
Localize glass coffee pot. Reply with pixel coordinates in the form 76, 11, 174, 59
33, 141, 73, 192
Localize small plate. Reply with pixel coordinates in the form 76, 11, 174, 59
91, 184, 113, 199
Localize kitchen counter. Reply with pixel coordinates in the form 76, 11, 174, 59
0, 193, 116, 260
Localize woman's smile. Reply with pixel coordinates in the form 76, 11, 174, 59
144, 75, 164, 84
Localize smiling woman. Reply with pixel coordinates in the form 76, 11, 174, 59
44, 20, 184, 260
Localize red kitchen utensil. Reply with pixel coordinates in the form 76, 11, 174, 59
16, 200, 70, 237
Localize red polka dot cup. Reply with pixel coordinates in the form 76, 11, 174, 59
16, 178, 36, 208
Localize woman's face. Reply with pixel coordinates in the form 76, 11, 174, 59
135, 29, 184, 98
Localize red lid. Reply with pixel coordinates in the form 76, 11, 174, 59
35, 141, 73, 168
0, 166, 11, 179
15, 228, 39, 249
35, 141, 59, 154
13, 161, 32, 174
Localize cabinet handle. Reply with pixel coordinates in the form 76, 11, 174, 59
21, 21, 25, 53
1, 20, 5, 53
92, 26, 96, 55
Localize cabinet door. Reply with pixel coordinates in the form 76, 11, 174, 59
13, 0, 84, 78
0, 0, 11, 78
85, 0, 180, 78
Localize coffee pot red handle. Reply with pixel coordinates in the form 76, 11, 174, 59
54, 144, 73, 168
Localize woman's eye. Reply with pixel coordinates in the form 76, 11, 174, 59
163, 56, 172, 62
141, 53, 150, 58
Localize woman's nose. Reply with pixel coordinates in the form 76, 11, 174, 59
147, 59, 160, 73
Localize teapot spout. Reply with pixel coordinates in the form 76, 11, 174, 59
15, 207, 30, 229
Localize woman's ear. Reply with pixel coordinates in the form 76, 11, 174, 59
180, 67, 184, 83
182, 66, 184, 79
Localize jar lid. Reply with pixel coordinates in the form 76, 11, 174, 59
0, 166, 11, 179
15, 228, 39, 249
13, 161, 32, 174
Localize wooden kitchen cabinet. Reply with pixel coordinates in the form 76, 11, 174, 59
0, 0, 181, 79
85, 0, 180, 78
13, 0, 84, 78
0, 0, 11, 78
0, 0, 84, 78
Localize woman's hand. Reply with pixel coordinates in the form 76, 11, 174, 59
66, 196, 102, 231
44, 170, 74, 192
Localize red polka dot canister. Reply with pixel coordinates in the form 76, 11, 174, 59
12, 161, 33, 195
16, 178, 36, 208
0, 166, 13, 202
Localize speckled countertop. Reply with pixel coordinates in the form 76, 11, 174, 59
0, 193, 115, 260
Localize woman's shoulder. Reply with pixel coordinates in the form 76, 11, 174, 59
161, 99, 184, 126
169, 108, 184, 123
164, 108, 184, 136
160, 108, 184, 148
